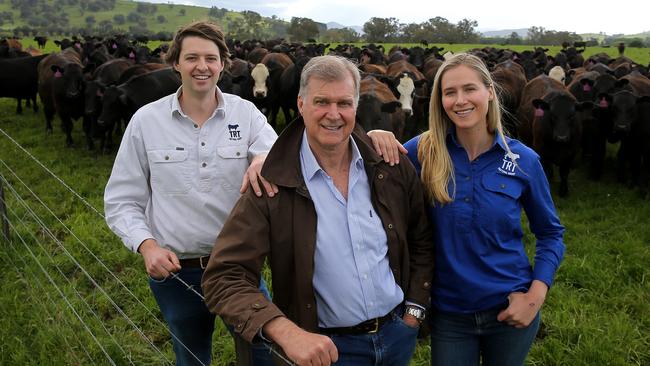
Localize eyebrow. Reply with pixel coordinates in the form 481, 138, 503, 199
443, 83, 479, 92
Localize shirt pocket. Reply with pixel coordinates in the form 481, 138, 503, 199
479, 174, 524, 238
215, 144, 248, 191
148, 149, 192, 194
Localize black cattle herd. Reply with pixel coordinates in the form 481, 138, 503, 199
1, 36, 649, 197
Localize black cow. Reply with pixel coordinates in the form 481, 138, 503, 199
279, 55, 310, 121
491, 60, 527, 137
38, 48, 91, 148
517, 75, 582, 197
34, 36, 47, 49
250, 52, 293, 128
97, 68, 181, 130
357, 76, 404, 140
0, 54, 48, 114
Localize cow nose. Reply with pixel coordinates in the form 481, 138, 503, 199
615, 123, 630, 132
255, 91, 266, 98
403, 107, 413, 116
97, 119, 106, 126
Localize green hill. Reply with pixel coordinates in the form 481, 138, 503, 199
0, 0, 288, 39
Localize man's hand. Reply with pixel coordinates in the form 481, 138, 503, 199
367, 130, 407, 166
138, 239, 181, 279
240, 153, 279, 197
263, 317, 338, 366
497, 280, 548, 328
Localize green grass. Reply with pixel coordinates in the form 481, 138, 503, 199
0, 94, 649, 365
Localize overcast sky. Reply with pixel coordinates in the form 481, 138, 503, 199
146, 0, 647, 35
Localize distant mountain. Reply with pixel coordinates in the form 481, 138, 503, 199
480, 29, 529, 38
326, 22, 364, 35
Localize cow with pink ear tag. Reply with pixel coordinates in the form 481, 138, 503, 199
517, 74, 581, 197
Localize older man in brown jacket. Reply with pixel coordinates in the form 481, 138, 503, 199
202, 55, 434, 366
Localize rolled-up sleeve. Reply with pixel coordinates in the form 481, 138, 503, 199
247, 106, 277, 159
522, 156, 565, 288
104, 116, 154, 253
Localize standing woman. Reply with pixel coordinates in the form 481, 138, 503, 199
403, 53, 565, 365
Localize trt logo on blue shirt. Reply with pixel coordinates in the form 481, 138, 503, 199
498, 151, 520, 176
227, 123, 241, 140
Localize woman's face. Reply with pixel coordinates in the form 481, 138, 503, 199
440, 64, 493, 133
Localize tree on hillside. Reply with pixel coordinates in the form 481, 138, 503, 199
178, 8, 186, 16
209, 6, 227, 18
363, 17, 400, 42
322, 27, 360, 43
113, 13, 125, 25
85, 15, 95, 27
288, 17, 320, 41
157, 15, 166, 24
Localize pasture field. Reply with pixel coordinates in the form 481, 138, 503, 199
0, 93, 648, 365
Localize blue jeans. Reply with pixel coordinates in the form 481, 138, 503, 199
149, 268, 274, 366
325, 311, 419, 365
429, 303, 541, 366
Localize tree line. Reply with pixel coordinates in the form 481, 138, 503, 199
0, 0, 647, 47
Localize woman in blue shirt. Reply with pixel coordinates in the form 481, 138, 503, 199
403, 53, 565, 365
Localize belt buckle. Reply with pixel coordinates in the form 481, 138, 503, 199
199, 256, 208, 269
368, 318, 380, 334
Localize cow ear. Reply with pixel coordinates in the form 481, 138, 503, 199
567, 69, 576, 77
381, 101, 402, 113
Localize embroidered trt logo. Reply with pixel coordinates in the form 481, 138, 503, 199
498, 151, 520, 176
228, 123, 241, 140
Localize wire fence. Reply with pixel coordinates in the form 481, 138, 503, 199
0, 126, 292, 365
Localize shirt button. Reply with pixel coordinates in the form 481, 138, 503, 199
193, 124, 198, 128
464, 197, 470, 202
201, 142, 205, 146
465, 176, 470, 181
202, 162, 207, 167
164, 155, 169, 160
378, 174, 384, 180
236, 152, 241, 156
306, 303, 312, 309
387, 224, 393, 229
363, 274, 368, 280
500, 184, 506, 189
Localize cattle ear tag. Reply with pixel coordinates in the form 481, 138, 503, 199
129, 51, 135, 59
583, 83, 591, 92
534, 107, 544, 117
599, 98, 609, 108
54, 70, 62, 78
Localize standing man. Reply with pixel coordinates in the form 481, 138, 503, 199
201, 55, 434, 366
104, 21, 277, 366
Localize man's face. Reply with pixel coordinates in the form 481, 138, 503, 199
298, 76, 357, 156
174, 36, 224, 97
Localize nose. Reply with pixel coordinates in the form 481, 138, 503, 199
325, 103, 340, 118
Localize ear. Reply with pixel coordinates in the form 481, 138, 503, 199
297, 95, 304, 115
532, 99, 549, 117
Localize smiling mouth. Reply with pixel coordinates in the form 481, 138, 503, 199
454, 108, 474, 116
322, 125, 343, 131
193, 75, 211, 80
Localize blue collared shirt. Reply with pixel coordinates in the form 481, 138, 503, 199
404, 131, 565, 313
300, 132, 403, 328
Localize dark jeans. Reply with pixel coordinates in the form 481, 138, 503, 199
326, 311, 419, 366
149, 268, 274, 366
429, 303, 541, 366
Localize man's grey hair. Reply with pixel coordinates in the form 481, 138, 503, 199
298, 55, 360, 105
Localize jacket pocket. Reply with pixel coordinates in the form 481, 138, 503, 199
149, 149, 192, 194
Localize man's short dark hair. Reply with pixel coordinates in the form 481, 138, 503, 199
165, 20, 231, 70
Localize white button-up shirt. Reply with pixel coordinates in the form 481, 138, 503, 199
104, 88, 277, 258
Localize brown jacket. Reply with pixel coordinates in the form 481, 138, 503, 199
201, 119, 434, 343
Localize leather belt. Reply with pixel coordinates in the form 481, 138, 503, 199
319, 312, 393, 335
179, 255, 210, 269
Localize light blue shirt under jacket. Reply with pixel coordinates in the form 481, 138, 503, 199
299, 131, 403, 328
404, 131, 565, 313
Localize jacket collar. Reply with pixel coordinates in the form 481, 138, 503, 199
261, 117, 383, 188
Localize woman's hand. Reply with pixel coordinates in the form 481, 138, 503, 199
497, 280, 548, 328
367, 130, 407, 166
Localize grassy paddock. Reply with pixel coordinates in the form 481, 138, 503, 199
0, 92, 648, 365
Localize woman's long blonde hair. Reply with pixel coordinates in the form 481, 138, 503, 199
418, 53, 511, 205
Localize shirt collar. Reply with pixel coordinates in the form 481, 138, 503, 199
300, 130, 363, 181
446, 127, 508, 152
170, 86, 227, 119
